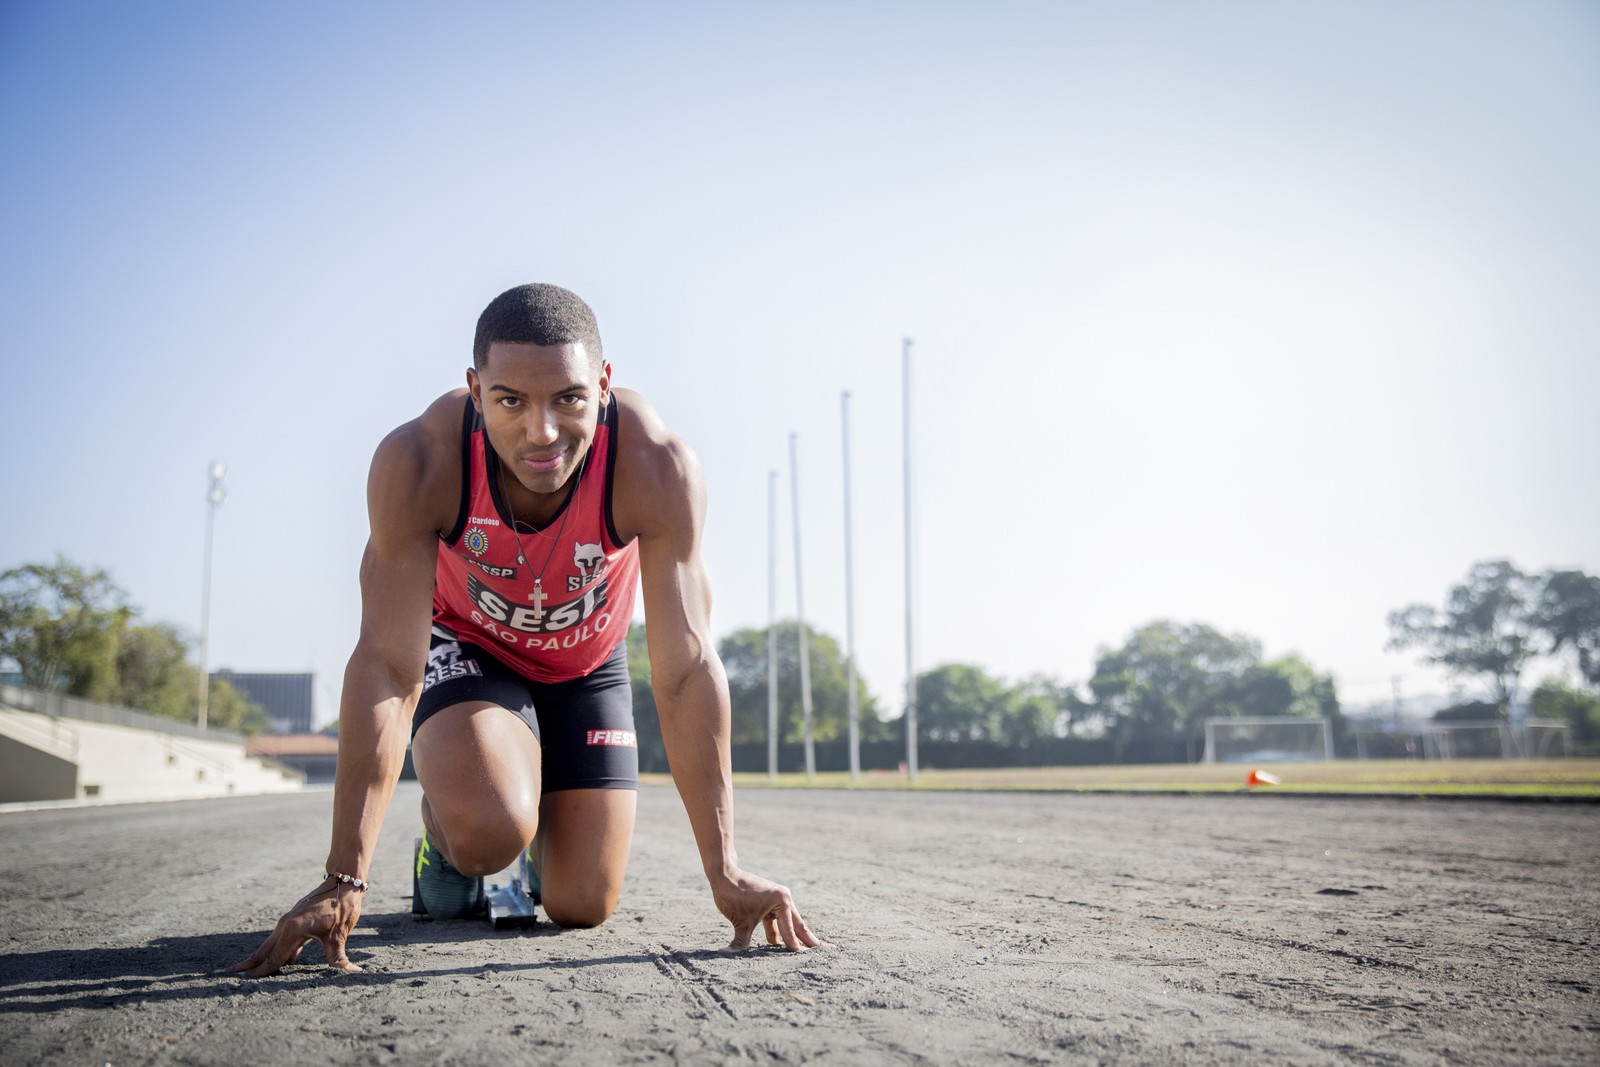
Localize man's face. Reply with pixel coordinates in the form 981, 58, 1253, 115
468, 342, 610, 501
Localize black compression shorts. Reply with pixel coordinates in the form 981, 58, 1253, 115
412, 626, 638, 792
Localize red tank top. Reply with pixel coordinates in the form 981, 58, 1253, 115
432, 397, 639, 682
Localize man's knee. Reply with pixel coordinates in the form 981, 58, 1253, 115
542, 889, 619, 930
541, 867, 623, 929
433, 810, 534, 876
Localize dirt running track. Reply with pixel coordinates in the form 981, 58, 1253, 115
2, 783, 1597, 1065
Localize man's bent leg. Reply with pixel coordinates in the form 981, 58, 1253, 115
533, 788, 637, 928
413, 701, 542, 876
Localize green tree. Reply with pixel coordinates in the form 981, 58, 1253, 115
1008, 673, 1077, 747
625, 623, 668, 773
717, 620, 883, 747
1532, 569, 1600, 688
1432, 700, 1498, 722
0, 556, 128, 696
1530, 677, 1600, 749
1224, 654, 1341, 720
1088, 621, 1263, 760
111, 621, 270, 733
917, 663, 1012, 743
204, 677, 271, 734
1387, 559, 1541, 716
114, 621, 196, 719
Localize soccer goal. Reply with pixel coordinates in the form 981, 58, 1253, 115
1203, 716, 1335, 764
1521, 718, 1572, 758
1421, 718, 1573, 759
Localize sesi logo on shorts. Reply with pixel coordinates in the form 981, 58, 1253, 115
586, 729, 637, 748
423, 640, 483, 691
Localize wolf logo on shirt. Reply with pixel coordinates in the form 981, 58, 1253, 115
569, 541, 606, 591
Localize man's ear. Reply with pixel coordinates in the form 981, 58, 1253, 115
466, 367, 482, 412
598, 361, 613, 406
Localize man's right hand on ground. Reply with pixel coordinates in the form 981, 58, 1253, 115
225, 880, 366, 978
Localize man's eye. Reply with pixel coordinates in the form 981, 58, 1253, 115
498, 397, 522, 409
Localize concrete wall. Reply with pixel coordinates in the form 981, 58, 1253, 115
71, 717, 304, 801
0, 706, 305, 804
0, 734, 76, 802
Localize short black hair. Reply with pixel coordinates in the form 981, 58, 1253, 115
472, 284, 603, 369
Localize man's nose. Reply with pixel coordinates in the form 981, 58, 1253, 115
526, 407, 559, 445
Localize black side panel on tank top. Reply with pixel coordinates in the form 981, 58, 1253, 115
603, 399, 628, 548
440, 396, 476, 546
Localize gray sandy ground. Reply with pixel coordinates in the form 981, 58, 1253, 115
2, 783, 1598, 1065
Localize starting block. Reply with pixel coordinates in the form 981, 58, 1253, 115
411, 837, 540, 929
485, 866, 539, 930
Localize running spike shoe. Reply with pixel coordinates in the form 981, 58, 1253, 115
413, 828, 485, 921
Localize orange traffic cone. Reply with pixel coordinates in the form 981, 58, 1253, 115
1247, 768, 1280, 787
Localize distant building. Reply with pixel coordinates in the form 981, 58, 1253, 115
213, 671, 314, 734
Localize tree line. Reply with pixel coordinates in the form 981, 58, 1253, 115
623, 617, 1350, 772
5, 555, 1597, 759
0, 557, 268, 732
627, 557, 1600, 771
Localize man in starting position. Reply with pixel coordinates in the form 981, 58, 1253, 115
232, 284, 818, 975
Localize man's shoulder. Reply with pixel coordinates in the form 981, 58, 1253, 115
378, 389, 470, 462
613, 388, 695, 477
611, 388, 704, 540
369, 388, 470, 533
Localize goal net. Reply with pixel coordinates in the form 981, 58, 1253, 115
1203, 716, 1335, 764
1419, 721, 1508, 759
1522, 718, 1572, 758
1420, 719, 1572, 759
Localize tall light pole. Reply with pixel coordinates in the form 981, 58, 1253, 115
841, 390, 860, 781
789, 432, 815, 780
902, 338, 918, 780
198, 460, 227, 729
767, 469, 779, 782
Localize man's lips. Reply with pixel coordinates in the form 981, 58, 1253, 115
520, 449, 567, 473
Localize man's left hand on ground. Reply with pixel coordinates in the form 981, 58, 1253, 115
712, 867, 822, 952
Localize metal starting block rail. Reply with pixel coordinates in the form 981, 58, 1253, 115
485, 873, 539, 929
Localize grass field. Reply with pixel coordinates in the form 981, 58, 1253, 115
674, 757, 1600, 798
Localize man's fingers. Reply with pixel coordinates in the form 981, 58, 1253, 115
320, 927, 362, 973
725, 915, 758, 952
773, 902, 808, 952
247, 936, 302, 978
224, 926, 294, 977
231, 927, 312, 978
790, 909, 823, 949
724, 894, 814, 953
233, 952, 278, 979
222, 943, 269, 975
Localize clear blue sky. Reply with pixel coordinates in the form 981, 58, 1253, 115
3, 1, 1596, 726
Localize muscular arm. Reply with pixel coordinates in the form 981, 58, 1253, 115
323, 445, 441, 882
626, 402, 818, 951
636, 439, 739, 882
230, 397, 457, 976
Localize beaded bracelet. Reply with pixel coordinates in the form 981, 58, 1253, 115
326, 870, 370, 891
